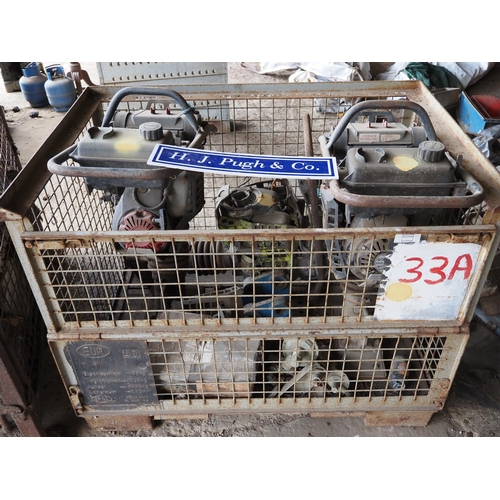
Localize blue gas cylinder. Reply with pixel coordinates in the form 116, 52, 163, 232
19, 62, 49, 108
44, 64, 77, 112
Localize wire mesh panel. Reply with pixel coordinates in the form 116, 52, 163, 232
149, 334, 448, 401
0, 105, 21, 252
0, 236, 44, 381
0, 106, 45, 435
49, 329, 467, 423
1, 107, 44, 380
26, 225, 494, 330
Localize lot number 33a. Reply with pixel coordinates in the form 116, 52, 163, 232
398, 254, 473, 285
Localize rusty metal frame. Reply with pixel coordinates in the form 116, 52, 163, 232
46, 328, 469, 425
16, 225, 496, 334
0, 81, 499, 426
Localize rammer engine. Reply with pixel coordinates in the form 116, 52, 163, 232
48, 87, 215, 257
318, 99, 484, 288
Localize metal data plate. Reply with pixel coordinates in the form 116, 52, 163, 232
64, 340, 157, 411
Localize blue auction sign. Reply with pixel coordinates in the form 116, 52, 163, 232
147, 144, 338, 179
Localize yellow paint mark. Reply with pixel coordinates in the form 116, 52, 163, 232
115, 140, 141, 154
385, 282, 413, 302
393, 156, 418, 172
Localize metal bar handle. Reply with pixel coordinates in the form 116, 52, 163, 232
329, 168, 485, 210
47, 144, 178, 180
100, 87, 201, 133
325, 100, 438, 153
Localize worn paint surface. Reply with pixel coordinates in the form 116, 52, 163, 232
375, 241, 482, 320
393, 155, 418, 172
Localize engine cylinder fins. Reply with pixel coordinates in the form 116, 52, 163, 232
151, 241, 191, 272
348, 237, 392, 280
192, 240, 215, 274
191, 240, 234, 274
344, 214, 408, 281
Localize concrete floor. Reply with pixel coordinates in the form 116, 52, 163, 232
1, 62, 500, 437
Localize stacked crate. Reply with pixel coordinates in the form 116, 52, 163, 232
0, 106, 45, 436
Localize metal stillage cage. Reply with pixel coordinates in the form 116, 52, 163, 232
1, 81, 500, 428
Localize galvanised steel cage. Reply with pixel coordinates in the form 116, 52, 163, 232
1, 81, 499, 428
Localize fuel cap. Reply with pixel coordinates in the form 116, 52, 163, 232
417, 140, 446, 162
139, 121, 163, 141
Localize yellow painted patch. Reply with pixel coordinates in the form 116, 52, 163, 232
115, 140, 140, 154
393, 156, 418, 172
385, 282, 413, 302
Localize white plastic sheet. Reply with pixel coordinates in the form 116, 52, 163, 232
375, 62, 495, 88
252, 62, 372, 82
251, 62, 494, 88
